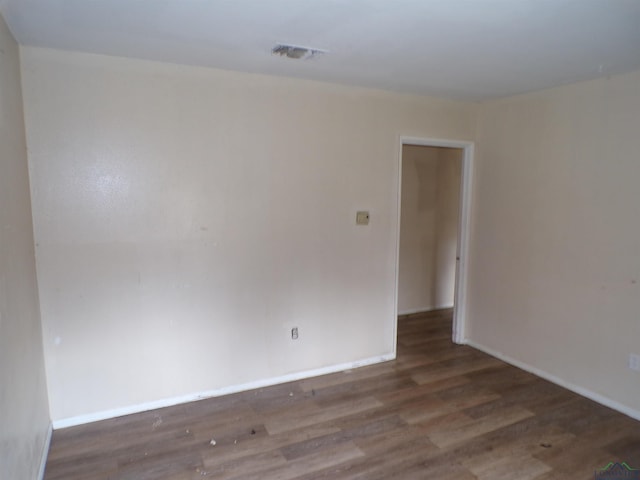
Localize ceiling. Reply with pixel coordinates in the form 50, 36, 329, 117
2, 0, 640, 101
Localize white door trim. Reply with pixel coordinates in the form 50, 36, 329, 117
395, 136, 474, 345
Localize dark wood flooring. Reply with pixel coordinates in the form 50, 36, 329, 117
44, 309, 640, 479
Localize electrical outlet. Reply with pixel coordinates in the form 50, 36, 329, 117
291, 327, 299, 340
628, 354, 640, 371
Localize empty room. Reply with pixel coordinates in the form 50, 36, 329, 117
1, 1, 640, 479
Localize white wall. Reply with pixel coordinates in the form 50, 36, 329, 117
20, 47, 477, 423
469, 69, 640, 416
0, 15, 50, 480
398, 146, 461, 314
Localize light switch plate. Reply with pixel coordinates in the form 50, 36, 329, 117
356, 211, 370, 225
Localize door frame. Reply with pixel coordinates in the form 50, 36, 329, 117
394, 136, 474, 345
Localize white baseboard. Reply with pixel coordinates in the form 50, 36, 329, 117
52, 353, 396, 430
466, 340, 640, 422
37, 422, 52, 480
398, 305, 453, 316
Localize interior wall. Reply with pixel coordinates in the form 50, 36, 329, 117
470, 69, 640, 416
398, 146, 439, 313
20, 47, 478, 423
434, 148, 462, 308
398, 146, 461, 314
0, 15, 50, 479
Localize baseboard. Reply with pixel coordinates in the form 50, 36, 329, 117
37, 422, 53, 480
466, 340, 640, 422
52, 353, 396, 430
398, 305, 453, 316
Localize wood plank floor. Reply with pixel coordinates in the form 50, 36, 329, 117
44, 309, 640, 479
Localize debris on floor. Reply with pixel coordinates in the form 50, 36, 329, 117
152, 415, 163, 430
209, 439, 217, 446
251, 429, 256, 435
540, 443, 552, 448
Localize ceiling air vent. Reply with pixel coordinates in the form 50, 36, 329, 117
271, 44, 327, 60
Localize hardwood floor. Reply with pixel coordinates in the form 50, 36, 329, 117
44, 309, 640, 479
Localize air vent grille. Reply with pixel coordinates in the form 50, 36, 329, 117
272, 44, 327, 60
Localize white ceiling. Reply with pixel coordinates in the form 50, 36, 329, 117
2, 0, 640, 100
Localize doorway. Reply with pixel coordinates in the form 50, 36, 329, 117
395, 137, 473, 345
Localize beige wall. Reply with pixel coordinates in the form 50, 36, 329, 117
20, 47, 477, 423
469, 70, 640, 416
398, 146, 461, 314
435, 148, 462, 309
19, 41, 638, 430
0, 15, 50, 480
399, 146, 439, 313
